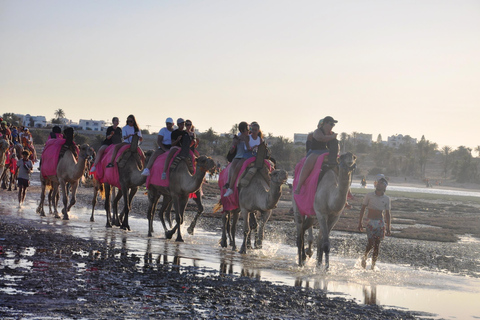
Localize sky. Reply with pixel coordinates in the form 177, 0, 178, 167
1, 0, 479, 151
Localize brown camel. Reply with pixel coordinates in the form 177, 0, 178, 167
294, 152, 357, 269
36, 144, 93, 219
146, 155, 216, 241
99, 135, 151, 230
222, 168, 288, 254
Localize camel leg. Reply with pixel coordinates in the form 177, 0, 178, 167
64, 181, 79, 219
37, 182, 46, 216
165, 202, 173, 228
112, 190, 122, 227
104, 184, 113, 228
239, 208, 251, 254
147, 189, 161, 237
316, 214, 328, 267
247, 212, 258, 249
90, 185, 99, 222
324, 214, 341, 270
305, 226, 314, 257
59, 180, 69, 220
254, 210, 272, 249
187, 190, 203, 235
120, 187, 137, 231
221, 211, 230, 248
51, 182, 61, 219
158, 195, 173, 238
230, 210, 240, 251
174, 195, 189, 242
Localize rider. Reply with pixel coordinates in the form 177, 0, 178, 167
106, 114, 144, 168
90, 117, 122, 173
294, 116, 339, 194
160, 118, 190, 179
141, 117, 174, 176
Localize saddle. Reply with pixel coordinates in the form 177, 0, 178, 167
238, 142, 271, 188
117, 134, 143, 169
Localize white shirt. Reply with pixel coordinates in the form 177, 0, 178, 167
122, 125, 142, 143
158, 127, 172, 145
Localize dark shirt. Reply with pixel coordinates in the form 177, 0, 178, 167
102, 126, 122, 145
171, 129, 190, 147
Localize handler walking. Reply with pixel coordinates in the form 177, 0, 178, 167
358, 178, 391, 269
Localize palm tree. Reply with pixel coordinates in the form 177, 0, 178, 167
54, 109, 65, 121
416, 136, 438, 179
475, 145, 480, 158
441, 146, 452, 179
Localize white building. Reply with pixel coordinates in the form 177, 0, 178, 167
20, 114, 47, 128
387, 134, 417, 148
78, 119, 107, 131
294, 133, 309, 144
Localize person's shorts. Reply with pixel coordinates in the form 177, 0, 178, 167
17, 178, 30, 188
366, 219, 385, 241
306, 149, 328, 157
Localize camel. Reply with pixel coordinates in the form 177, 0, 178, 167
146, 155, 216, 241
294, 152, 357, 269
222, 168, 288, 254
99, 135, 151, 230
36, 143, 93, 219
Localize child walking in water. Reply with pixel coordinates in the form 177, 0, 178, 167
17, 150, 33, 206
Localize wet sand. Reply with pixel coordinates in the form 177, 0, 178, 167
1, 172, 479, 319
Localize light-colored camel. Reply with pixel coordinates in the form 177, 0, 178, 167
294, 152, 357, 269
222, 168, 288, 254
36, 144, 93, 219
146, 155, 216, 241
101, 135, 151, 230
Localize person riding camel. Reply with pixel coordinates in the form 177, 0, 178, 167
294, 116, 339, 194
141, 117, 174, 176
106, 114, 144, 168
160, 118, 191, 180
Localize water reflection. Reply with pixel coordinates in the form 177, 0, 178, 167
363, 285, 377, 305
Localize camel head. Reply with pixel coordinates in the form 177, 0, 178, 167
271, 169, 288, 185
339, 152, 357, 172
79, 144, 94, 158
195, 155, 216, 174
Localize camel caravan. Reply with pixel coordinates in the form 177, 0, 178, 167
1, 115, 363, 269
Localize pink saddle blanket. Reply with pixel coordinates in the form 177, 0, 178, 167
40, 139, 79, 178
293, 152, 328, 217
219, 158, 273, 212
94, 144, 143, 189
146, 149, 196, 188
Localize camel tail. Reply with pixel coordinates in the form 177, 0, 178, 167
213, 200, 223, 214
98, 183, 105, 200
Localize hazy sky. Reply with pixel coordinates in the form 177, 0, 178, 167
1, 1, 479, 150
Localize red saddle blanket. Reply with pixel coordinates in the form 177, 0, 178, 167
146, 149, 196, 189
293, 152, 328, 217
219, 158, 273, 212
93, 144, 143, 189
40, 139, 79, 178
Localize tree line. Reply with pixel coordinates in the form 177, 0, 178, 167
3, 111, 479, 184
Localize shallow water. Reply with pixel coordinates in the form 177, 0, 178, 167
1, 194, 479, 319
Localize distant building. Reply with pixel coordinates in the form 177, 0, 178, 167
78, 119, 107, 131
387, 134, 417, 148
19, 114, 47, 128
354, 133, 373, 146
294, 133, 309, 145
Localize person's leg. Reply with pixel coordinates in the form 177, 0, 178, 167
18, 184, 23, 204
371, 239, 381, 269
141, 149, 164, 175
294, 154, 319, 194
162, 147, 179, 179
361, 238, 374, 269
326, 139, 339, 166
93, 145, 107, 167
224, 158, 246, 196
21, 185, 27, 203
225, 159, 240, 188
107, 143, 127, 167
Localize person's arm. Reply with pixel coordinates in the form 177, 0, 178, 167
384, 210, 391, 236
313, 128, 337, 142
157, 135, 166, 151
106, 127, 115, 140
358, 204, 367, 231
